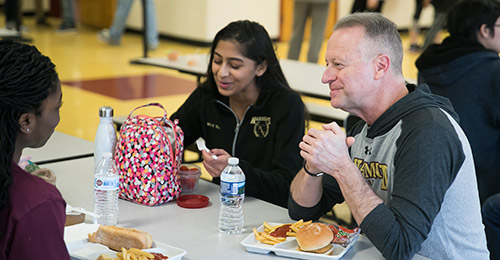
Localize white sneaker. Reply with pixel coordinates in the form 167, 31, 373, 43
148, 43, 158, 51
97, 29, 120, 46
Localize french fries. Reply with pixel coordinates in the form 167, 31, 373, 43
290, 219, 312, 232
96, 247, 155, 260
253, 219, 312, 245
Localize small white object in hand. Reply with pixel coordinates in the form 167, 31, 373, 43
66, 204, 100, 218
196, 137, 217, 159
18, 155, 32, 170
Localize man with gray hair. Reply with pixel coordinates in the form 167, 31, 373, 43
288, 12, 489, 259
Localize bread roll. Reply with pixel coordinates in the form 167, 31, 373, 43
88, 225, 153, 251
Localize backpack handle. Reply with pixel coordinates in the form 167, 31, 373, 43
127, 103, 167, 120
126, 102, 179, 168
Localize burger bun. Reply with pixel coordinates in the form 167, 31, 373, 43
296, 223, 334, 254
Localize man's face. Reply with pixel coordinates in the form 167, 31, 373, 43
321, 26, 376, 114
482, 17, 500, 53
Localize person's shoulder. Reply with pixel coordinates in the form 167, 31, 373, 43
463, 50, 500, 62
182, 86, 218, 105
460, 51, 500, 81
255, 89, 305, 117
267, 88, 303, 102
10, 166, 64, 217
272, 90, 305, 111
406, 105, 452, 126
191, 85, 216, 97
481, 51, 500, 68
401, 106, 461, 144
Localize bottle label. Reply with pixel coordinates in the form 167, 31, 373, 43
220, 181, 245, 196
94, 176, 119, 190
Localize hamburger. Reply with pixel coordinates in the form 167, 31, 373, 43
88, 225, 153, 251
296, 223, 334, 254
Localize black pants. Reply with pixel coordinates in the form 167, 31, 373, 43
351, 0, 385, 13
414, 0, 424, 20
4, 0, 20, 30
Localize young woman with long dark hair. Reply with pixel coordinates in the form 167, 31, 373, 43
171, 20, 307, 208
0, 40, 69, 259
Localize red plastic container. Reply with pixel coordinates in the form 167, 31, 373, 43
178, 164, 202, 193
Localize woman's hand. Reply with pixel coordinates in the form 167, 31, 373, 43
30, 168, 57, 185
201, 148, 230, 178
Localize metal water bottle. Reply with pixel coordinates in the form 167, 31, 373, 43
94, 106, 117, 168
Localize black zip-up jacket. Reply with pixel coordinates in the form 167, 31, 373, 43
171, 86, 306, 207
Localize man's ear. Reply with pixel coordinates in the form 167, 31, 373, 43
256, 60, 268, 77
478, 23, 492, 39
18, 113, 35, 134
374, 54, 390, 80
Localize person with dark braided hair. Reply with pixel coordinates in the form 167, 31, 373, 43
0, 40, 69, 259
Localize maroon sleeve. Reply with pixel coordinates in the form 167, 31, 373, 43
7, 198, 70, 260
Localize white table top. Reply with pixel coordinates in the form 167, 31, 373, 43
278, 59, 350, 121
47, 157, 428, 260
278, 59, 329, 99
132, 55, 331, 100
23, 131, 94, 165
131, 55, 208, 78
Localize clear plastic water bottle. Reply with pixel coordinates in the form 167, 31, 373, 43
219, 157, 245, 234
94, 106, 117, 169
93, 152, 119, 225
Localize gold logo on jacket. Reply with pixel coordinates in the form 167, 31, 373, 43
353, 158, 388, 191
206, 122, 221, 130
250, 116, 270, 138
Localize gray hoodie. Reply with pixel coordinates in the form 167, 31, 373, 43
289, 84, 489, 260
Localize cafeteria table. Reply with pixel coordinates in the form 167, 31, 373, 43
131, 55, 207, 81
131, 55, 331, 100
48, 157, 429, 260
23, 131, 94, 165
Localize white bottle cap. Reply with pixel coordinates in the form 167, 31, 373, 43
228, 157, 239, 165
99, 106, 114, 117
102, 152, 113, 158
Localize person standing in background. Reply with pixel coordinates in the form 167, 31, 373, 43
97, 0, 159, 50
3, 0, 20, 31
34, 0, 50, 26
408, 0, 431, 52
420, 0, 456, 50
57, 0, 76, 32
351, 0, 384, 13
287, 0, 331, 63
416, 1, 500, 257
3, 0, 50, 30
